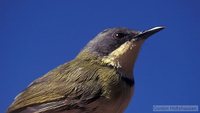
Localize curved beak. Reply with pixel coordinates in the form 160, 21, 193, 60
134, 26, 165, 40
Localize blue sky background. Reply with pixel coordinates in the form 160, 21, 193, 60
1, 0, 200, 113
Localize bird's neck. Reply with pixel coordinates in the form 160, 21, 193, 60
101, 41, 143, 78
76, 40, 144, 78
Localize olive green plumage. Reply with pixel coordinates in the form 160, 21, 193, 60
8, 56, 131, 113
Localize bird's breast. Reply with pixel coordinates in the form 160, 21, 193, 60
102, 86, 133, 113
94, 77, 134, 113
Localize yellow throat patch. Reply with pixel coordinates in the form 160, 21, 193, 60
102, 40, 144, 75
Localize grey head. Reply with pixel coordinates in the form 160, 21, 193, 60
77, 26, 164, 74
81, 28, 140, 56
77, 26, 164, 57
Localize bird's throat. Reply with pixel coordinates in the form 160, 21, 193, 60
102, 40, 144, 76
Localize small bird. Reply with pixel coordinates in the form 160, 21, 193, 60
7, 26, 164, 113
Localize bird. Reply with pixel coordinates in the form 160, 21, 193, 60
7, 26, 164, 113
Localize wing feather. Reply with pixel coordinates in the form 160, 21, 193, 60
7, 59, 105, 113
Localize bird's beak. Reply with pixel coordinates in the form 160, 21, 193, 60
134, 26, 165, 40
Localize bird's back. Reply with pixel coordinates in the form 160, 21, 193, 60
7, 58, 133, 113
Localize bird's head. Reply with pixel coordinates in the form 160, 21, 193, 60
77, 26, 164, 75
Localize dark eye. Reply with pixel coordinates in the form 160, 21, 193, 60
114, 32, 127, 39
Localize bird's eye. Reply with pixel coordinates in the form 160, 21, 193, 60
114, 32, 127, 39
